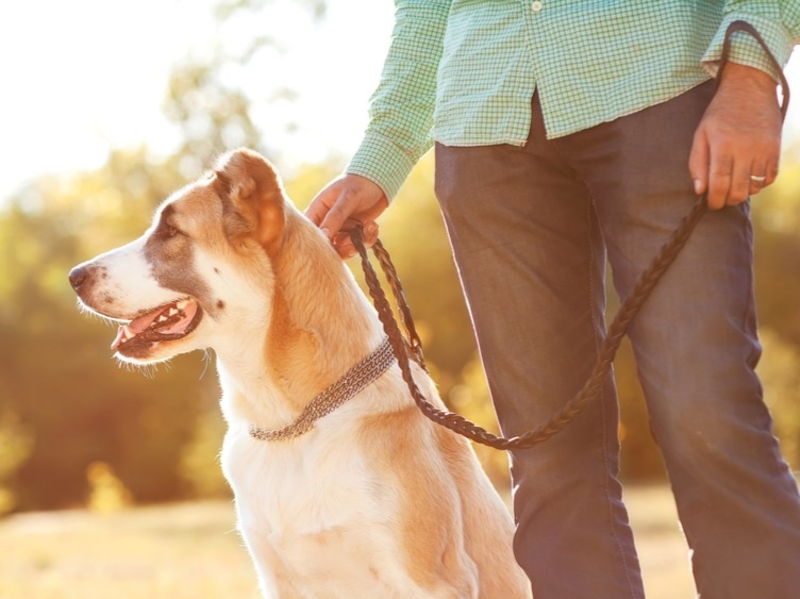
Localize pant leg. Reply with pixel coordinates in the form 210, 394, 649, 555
560, 80, 800, 598
434, 99, 644, 598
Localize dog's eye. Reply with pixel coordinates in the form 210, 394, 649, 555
160, 222, 182, 238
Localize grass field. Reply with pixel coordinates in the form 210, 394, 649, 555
0, 485, 696, 599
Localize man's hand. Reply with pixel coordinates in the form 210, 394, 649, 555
689, 62, 782, 210
305, 174, 389, 259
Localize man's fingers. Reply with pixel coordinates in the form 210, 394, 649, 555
766, 157, 780, 186
690, 62, 783, 210
688, 129, 710, 197
328, 221, 380, 260
306, 174, 389, 257
362, 221, 379, 247
768, 161, 779, 184
706, 151, 734, 210
332, 232, 357, 259
748, 156, 780, 197
749, 157, 770, 196
727, 157, 752, 206
305, 181, 343, 228
305, 201, 326, 227
318, 193, 358, 240
694, 127, 753, 209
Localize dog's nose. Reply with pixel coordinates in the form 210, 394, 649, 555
68, 266, 87, 291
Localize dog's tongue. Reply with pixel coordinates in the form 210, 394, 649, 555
111, 327, 127, 350
110, 302, 198, 350
111, 306, 164, 350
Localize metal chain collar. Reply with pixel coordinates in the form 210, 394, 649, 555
249, 337, 396, 442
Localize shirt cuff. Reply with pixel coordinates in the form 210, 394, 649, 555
702, 13, 794, 82
345, 132, 425, 202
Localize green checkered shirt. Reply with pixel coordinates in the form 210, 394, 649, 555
347, 0, 800, 200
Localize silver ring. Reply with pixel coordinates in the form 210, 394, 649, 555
750, 175, 767, 183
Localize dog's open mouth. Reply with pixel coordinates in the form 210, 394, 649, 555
111, 299, 203, 352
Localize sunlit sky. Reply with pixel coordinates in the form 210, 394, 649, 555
0, 0, 393, 201
1, 0, 799, 203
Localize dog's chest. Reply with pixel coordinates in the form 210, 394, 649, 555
223, 428, 380, 530
220, 428, 431, 594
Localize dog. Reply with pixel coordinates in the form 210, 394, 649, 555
69, 148, 531, 598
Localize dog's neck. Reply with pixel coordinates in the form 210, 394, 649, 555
217, 215, 385, 432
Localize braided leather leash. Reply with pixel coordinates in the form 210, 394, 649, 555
351, 199, 707, 450
350, 21, 789, 451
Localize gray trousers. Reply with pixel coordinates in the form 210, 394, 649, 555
434, 80, 800, 598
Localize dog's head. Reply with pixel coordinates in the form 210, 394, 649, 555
69, 149, 300, 364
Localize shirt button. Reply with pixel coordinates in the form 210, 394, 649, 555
532, 0, 543, 12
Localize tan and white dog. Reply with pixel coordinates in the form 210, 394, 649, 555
69, 148, 531, 598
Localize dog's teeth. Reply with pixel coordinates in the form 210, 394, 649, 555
177, 300, 188, 310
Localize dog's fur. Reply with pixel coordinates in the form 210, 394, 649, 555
69, 149, 531, 598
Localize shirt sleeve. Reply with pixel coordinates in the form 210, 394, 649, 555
345, 1, 450, 201
701, 1, 800, 80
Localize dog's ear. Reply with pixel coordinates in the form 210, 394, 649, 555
214, 148, 287, 253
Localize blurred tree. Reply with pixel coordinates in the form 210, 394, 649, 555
758, 329, 800, 466
162, 0, 328, 175
753, 154, 800, 469
753, 157, 800, 347
0, 154, 222, 511
0, 408, 33, 514
86, 461, 133, 513
163, 60, 262, 175
179, 410, 230, 499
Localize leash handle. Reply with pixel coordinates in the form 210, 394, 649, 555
719, 20, 790, 121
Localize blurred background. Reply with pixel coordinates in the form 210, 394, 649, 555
0, 1, 798, 597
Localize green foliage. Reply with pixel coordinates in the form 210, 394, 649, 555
0, 410, 34, 514
753, 159, 800, 347
164, 60, 262, 170
178, 411, 231, 499
758, 329, 800, 465
0, 148, 222, 511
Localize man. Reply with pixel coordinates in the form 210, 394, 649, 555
306, 2, 800, 597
